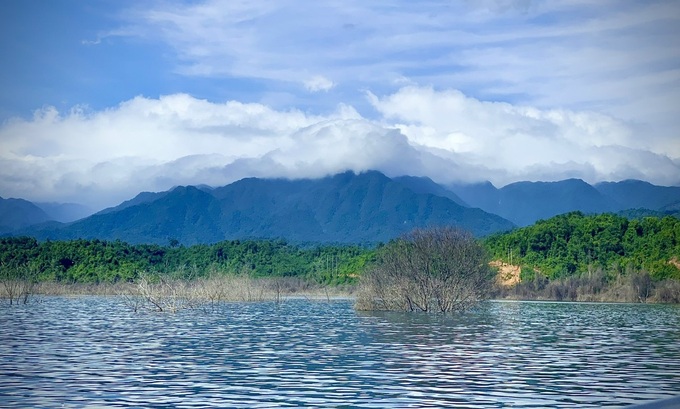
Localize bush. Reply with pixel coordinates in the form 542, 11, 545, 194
0, 264, 38, 305
356, 227, 494, 313
654, 279, 680, 303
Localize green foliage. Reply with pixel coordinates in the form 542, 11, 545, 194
0, 237, 374, 284
484, 212, 680, 280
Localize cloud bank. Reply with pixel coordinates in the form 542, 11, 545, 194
1, 87, 678, 209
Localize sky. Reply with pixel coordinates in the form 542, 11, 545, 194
1, 0, 679, 210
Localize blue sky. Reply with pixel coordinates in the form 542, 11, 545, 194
1, 0, 679, 209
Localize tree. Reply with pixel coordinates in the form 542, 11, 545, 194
356, 227, 493, 313
0, 262, 39, 305
631, 270, 652, 303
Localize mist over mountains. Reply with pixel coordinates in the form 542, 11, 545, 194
2, 171, 679, 245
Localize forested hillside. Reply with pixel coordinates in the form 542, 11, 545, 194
0, 237, 372, 285
484, 212, 680, 281
4, 212, 679, 304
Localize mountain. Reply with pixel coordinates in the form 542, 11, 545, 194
96, 185, 217, 216
499, 179, 616, 226
19, 171, 514, 245
0, 197, 51, 233
661, 201, 680, 212
12, 173, 678, 244
27, 186, 223, 244
96, 191, 171, 215
209, 171, 512, 243
594, 180, 680, 211
448, 179, 617, 226
448, 181, 500, 214
393, 176, 468, 206
35, 202, 93, 223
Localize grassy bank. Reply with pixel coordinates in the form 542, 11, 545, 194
1, 274, 355, 311
4, 273, 679, 310
493, 271, 680, 304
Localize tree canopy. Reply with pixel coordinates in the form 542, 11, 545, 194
484, 212, 680, 280
0, 237, 372, 285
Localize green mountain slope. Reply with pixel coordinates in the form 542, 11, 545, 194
35, 202, 93, 223
393, 175, 468, 206
20, 171, 514, 244
210, 170, 513, 242
27, 186, 224, 245
0, 197, 51, 233
485, 212, 680, 280
595, 180, 680, 211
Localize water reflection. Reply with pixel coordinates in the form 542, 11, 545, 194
1, 298, 679, 407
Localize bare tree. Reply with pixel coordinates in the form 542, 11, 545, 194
356, 227, 494, 313
120, 271, 283, 313
130, 274, 194, 313
631, 270, 653, 303
1, 263, 38, 306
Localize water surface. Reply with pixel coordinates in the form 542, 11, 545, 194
1, 298, 679, 407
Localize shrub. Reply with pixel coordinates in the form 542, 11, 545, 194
356, 227, 494, 313
0, 264, 38, 305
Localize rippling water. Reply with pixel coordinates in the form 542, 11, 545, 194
1, 297, 679, 408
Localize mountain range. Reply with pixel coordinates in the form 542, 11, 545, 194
2, 171, 679, 245
448, 178, 680, 226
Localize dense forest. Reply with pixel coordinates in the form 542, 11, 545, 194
0, 237, 372, 285
485, 212, 680, 281
2, 212, 679, 303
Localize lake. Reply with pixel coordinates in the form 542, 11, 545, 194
1, 297, 679, 408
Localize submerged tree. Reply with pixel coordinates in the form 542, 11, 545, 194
0, 263, 38, 305
356, 227, 494, 313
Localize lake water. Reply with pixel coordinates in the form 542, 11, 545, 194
1, 297, 679, 408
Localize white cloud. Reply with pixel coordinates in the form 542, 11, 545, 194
0, 94, 321, 207
367, 86, 680, 187
1, 86, 678, 210
100, 0, 680, 169
304, 76, 335, 92
119, 3, 678, 98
